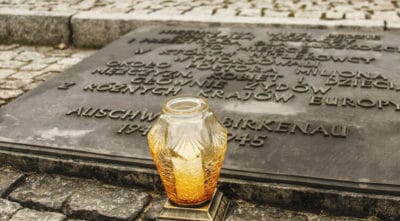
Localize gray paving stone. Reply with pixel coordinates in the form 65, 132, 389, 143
39, 57, 59, 64
294, 11, 322, 19
9, 208, 66, 221
0, 169, 24, 197
9, 174, 81, 211
0, 69, 16, 79
14, 46, 37, 53
226, 204, 292, 221
19, 63, 48, 71
345, 11, 366, 20
0, 79, 33, 90
142, 197, 167, 221
0, 60, 26, 69
387, 21, 400, 30
0, 199, 22, 221
0, 44, 19, 51
65, 183, 151, 221
15, 51, 45, 62
10, 71, 43, 80
71, 0, 96, 11
48, 50, 73, 57
0, 51, 18, 61
263, 10, 290, 18
374, 3, 396, 12
371, 11, 399, 21
57, 58, 81, 66
34, 46, 54, 54
324, 11, 344, 20
0, 9, 72, 45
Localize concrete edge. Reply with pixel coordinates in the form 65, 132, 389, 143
0, 8, 73, 46
0, 9, 390, 48
0, 149, 399, 220
387, 20, 400, 30
71, 11, 386, 48
72, 11, 385, 29
0, 8, 73, 17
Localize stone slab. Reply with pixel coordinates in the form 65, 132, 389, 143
65, 182, 150, 220
9, 174, 80, 211
1, 26, 400, 198
0, 9, 72, 45
0, 199, 22, 221
9, 208, 66, 221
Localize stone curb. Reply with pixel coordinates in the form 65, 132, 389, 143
387, 20, 400, 30
71, 12, 386, 48
0, 9, 72, 46
0, 169, 376, 221
0, 9, 398, 48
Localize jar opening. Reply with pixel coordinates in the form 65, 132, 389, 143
163, 96, 208, 115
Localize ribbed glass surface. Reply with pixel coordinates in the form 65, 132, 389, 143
148, 96, 227, 206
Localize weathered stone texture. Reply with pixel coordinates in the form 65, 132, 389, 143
0, 199, 22, 221
0, 9, 71, 45
9, 208, 66, 221
0, 69, 16, 79
225, 201, 373, 221
0, 79, 32, 90
65, 183, 151, 220
71, 12, 156, 48
141, 197, 167, 221
0, 169, 24, 197
9, 174, 80, 211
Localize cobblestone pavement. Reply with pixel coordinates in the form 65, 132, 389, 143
0, 44, 95, 106
0, 167, 380, 221
0, 0, 399, 22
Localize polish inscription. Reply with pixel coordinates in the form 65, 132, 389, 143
63, 28, 400, 147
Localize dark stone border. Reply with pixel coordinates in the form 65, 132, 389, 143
0, 147, 399, 220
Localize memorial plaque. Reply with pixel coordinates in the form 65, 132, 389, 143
1, 26, 400, 195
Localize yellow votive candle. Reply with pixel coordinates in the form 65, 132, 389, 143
172, 156, 205, 202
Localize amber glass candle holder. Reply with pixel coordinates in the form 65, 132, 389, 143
147, 96, 227, 206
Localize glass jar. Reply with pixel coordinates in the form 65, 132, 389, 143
147, 96, 227, 206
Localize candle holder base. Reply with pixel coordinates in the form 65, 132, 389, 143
158, 189, 230, 221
